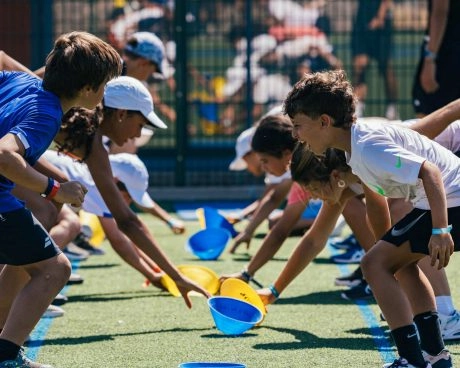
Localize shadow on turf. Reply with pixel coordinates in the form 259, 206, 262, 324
275, 290, 376, 306
253, 326, 387, 351
67, 290, 167, 303
27, 327, 212, 347
78, 263, 120, 270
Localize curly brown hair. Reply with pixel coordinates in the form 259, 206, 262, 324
283, 70, 357, 129
57, 105, 103, 161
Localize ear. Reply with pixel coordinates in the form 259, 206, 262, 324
320, 114, 332, 128
330, 169, 341, 181
117, 109, 127, 120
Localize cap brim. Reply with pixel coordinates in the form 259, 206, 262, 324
128, 189, 155, 209
134, 128, 154, 147
146, 111, 168, 129
229, 157, 247, 171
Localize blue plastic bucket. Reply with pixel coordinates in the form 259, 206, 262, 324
208, 296, 263, 335
202, 207, 239, 238
187, 228, 231, 260
178, 363, 246, 368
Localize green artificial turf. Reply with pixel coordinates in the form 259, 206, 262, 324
30, 214, 460, 367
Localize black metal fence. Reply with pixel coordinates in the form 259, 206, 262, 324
0, 0, 428, 188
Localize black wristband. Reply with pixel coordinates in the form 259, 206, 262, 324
241, 269, 252, 282
40, 177, 54, 198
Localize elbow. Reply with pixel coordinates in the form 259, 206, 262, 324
0, 150, 14, 172
115, 213, 140, 234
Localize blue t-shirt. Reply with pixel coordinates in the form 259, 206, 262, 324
0, 71, 62, 212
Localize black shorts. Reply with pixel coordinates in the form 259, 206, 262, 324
351, 19, 393, 73
382, 206, 460, 255
0, 207, 61, 266
412, 39, 460, 115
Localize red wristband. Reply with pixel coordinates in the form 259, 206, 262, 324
45, 180, 60, 201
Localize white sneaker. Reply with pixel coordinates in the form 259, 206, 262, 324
422, 349, 452, 368
439, 310, 460, 340
385, 104, 400, 120
42, 304, 64, 318
383, 357, 431, 368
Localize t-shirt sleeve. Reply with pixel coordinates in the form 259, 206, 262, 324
287, 182, 312, 205
9, 107, 60, 165
361, 141, 425, 186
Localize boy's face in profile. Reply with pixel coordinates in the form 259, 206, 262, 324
292, 113, 328, 155
243, 151, 264, 177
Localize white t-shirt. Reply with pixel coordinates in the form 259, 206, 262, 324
43, 150, 112, 217
347, 119, 460, 209
401, 119, 460, 154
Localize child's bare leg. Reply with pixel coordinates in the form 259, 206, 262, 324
0, 254, 71, 345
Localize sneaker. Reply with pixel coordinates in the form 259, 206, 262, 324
423, 349, 452, 368
334, 266, 363, 287
51, 293, 68, 306
385, 104, 400, 120
331, 247, 364, 264
341, 281, 374, 301
42, 305, 64, 318
383, 358, 431, 368
0, 349, 53, 367
329, 234, 360, 250
63, 248, 88, 262
439, 310, 460, 341
67, 273, 84, 285
73, 233, 105, 255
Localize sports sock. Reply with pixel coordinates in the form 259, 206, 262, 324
390, 324, 425, 367
0, 338, 20, 362
436, 296, 455, 316
414, 311, 445, 356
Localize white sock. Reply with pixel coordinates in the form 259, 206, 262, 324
436, 296, 455, 316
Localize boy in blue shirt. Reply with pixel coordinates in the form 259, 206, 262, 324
0, 31, 121, 368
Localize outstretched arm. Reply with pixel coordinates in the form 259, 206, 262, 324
410, 98, 460, 139
229, 179, 292, 253
0, 50, 38, 77
258, 201, 344, 305
86, 134, 209, 307
221, 200, 305, 283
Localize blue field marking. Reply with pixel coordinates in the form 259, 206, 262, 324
26, 261, 80, 361
328, 242, 397, 364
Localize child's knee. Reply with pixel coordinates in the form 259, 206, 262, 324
360, 252, 376, 279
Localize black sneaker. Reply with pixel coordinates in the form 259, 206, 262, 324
334, 266, 363, 287
341, 281, 374, 301
330, 234, 360, 250
66, 273, 84, 285
73, 232, 105, 255
51, 293, 68, 306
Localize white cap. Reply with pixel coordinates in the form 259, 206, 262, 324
110, 153, 154, 208
104, 76, 167, 129
229, 126, 256, 171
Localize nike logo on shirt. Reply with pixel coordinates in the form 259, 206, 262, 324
391, 213, 426, 237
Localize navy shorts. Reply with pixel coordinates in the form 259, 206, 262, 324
382, 206, 460, 255
0, 207, 61, 266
